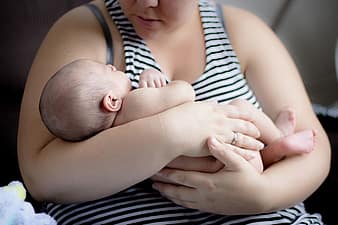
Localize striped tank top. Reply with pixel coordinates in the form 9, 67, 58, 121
45, 0, 324, 224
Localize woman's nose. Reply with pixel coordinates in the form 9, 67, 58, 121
136, 0, 159, 8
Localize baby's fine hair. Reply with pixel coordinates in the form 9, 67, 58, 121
39, 59, 115, 141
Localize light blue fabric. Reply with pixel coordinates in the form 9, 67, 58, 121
0, 181, 56, 225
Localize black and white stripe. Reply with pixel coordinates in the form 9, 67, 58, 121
45, 0, 323, 224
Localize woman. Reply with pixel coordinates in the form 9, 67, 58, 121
18, 0, 330, 224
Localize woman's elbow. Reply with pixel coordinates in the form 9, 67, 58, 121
315, 128, 331, 184
19, 153, 57, 202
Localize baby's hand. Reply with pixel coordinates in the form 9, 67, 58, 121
139, 68, 167, 88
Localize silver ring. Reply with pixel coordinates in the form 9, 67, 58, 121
231, 132, 238, 145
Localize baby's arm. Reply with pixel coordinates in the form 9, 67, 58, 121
114, 80, 195, 126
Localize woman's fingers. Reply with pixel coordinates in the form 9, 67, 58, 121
227, 143, 260, 161
207, 137, 249, 171
166, 156, 224, 173
229, 132, 264, 151
151, 173, 174, 184
218, 103, 253, 122
230, 118, 261, 138
214, 101, 265, 139
152, 182, 198, 208
152, 182, 195, 200
213, 103, 261, 138
154, 168, 216, 190
218, 131, 263, 152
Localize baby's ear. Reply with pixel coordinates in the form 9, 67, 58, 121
102, 91, 122, 112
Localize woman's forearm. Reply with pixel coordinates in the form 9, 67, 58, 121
261, 122, 331, 212
21, 115, 178, 203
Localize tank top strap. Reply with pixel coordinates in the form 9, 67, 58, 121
85, 4, 113, 65
215, 2, 227, 33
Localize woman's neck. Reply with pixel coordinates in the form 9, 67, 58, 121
146, 8, 206, 82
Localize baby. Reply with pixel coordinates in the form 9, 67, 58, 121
39, 59, 315, 171
39, 59, 194, 141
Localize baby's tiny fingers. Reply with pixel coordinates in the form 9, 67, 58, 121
160, 77, 167, 87
148, 80, 156, 88
154, 79, 163, 88
139, 80, 148, 88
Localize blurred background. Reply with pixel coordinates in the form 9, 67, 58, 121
0, 0, 337, 224
218, 1, 338, 222
219, 0, 338, 106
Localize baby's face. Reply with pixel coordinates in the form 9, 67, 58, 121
103, 64, 132, 96
88, 61, 132, 98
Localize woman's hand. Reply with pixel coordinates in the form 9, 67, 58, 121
161, 101, 264, 158
166, 156, 224, 173
151, 137, 269, 215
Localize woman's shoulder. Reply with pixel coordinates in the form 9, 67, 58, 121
220, 4, 276, 70
54, 0, 124, 68
50, 0, 110, 37
42, 2, 102, 49
221, 4, 267, 29
40, 0, 122, 64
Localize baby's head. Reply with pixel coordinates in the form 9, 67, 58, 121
39, 59, 131, 141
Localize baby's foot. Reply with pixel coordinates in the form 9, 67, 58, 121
275, 108, 296, 136
262, 129, 316, 167
281, 129, 316, 154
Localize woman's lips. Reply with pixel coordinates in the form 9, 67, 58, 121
136, 16, 161, 28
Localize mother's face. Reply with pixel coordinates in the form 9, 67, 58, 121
119, 0, 198, 39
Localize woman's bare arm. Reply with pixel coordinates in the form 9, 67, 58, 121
17, 3, 180, 203
225, 5, 330, 210
150, 5, 331, 214
17, 2, 262, 205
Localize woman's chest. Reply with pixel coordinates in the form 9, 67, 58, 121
149, 36, 206, 84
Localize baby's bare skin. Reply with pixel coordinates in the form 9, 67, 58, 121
245, 109, 315, 172
117, 69, 315, 173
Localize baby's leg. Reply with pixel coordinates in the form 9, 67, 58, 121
228, 100, 314, 169
261, 130, 315, 167
274, 108, 296, 136
261, 108, 315, 167
234, 127, 315, 172
249, 108, 314, 170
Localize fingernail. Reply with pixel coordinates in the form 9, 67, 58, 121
258, 143, 265, 150
156, 171, 166, 178
209, 137, 220, 148
152, 183, 159, 190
